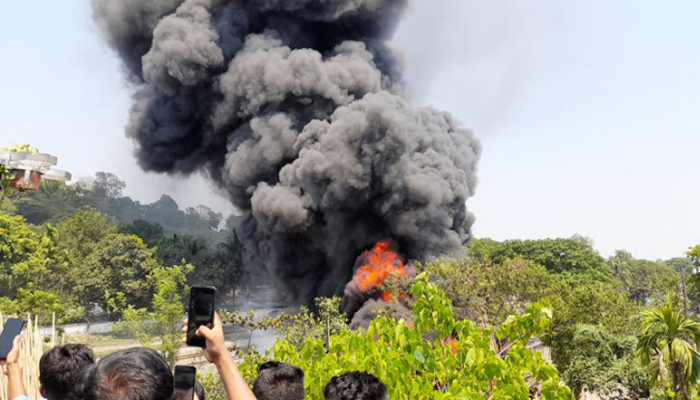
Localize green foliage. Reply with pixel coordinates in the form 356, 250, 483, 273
636, 302, 700, 400
55, 208, 117, 260
543, 281, 637, 371
421, 256, 551, 326
0, 164, 14, 206
666, 257, 693, 274
243, 274, 573, 399
111, 263, 193, 366
0, 213, 79, 323
220, 309, 288, 350
80, 233, 160, 314
282, 296, 348, 350
609, 252, 680, 305
199, 372, 228, 400
2, 143, 39, 153
563, 324, 648, 399
473, 237, 613, 279
12, 173, 228, 243
688, 245, 700, 268
119, 219, 164, 247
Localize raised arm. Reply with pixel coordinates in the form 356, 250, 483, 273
2, 336, 28, 400
184, 313, 257, 400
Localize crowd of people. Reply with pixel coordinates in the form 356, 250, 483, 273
0, 313, 388, 400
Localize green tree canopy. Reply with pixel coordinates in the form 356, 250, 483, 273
471, 237, 613, 279
544, 281, 637, 371
564, 324, 648, 399
422, 256, 550, 326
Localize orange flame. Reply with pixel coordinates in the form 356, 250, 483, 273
352, 239, 407, 301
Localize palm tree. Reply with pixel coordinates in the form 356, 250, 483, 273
636, 302, 700, 400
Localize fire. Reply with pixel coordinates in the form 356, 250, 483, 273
352, 239, 408, 301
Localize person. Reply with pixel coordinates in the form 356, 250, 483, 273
1, 336, 28, 400
194, 380, 206, 400
252, 361, 304, 400
182, 312, 257, 400
324, 371, 388, 400
39, 344, 95, 400
81, 347, 173, 400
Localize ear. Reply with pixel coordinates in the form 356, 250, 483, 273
40, 385, 46, 397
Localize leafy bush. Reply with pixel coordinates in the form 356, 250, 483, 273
241, 273, 573, 399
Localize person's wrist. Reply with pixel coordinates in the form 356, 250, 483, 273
6, 362, 20, 374
214, 352, 233, 369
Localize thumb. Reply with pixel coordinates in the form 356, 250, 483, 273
196, 325, 214, 339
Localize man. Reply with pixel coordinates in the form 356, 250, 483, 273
252, 361, 304, 400
324, 371, 388, 400
82, 347, 173, 400
39, 344, 95, 400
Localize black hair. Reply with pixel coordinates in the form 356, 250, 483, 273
194, 380, 205, 400
39, 344, 95, 400
323, 371, 388, 400
82, 347, 173, 400
252, 361, 305, 400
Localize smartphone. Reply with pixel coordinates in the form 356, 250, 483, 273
0, 318, 25, 359
172, 365, 197, 400
186, 286, 216, 348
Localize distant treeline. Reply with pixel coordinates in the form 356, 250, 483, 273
6, 171, 240, 243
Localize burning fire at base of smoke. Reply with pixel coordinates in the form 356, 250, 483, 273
342, 239, 416, 328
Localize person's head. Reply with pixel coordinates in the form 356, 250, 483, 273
39, 344, 95, 400
82, 347, 173, 400
252, 361, 305, 400
194, 380, 205, 400
323, 371, 388, 400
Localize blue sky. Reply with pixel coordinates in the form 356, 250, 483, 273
1, 1, 698, 260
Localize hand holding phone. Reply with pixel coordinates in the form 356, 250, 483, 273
186, 286, 216, 348
172, 365, 197, 400
0, 319, 25, 361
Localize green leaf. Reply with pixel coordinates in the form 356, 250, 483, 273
414, 349, 425, 363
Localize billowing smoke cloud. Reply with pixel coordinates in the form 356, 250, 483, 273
92, 0, 481, 303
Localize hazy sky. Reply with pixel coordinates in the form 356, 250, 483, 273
1, 1, 698, 261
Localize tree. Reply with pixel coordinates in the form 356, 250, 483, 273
55, 208, 116, 261
244, 273, 573, 399
112, 263, 193, 366
666, 257, 693, 274
422, 256, 551, 326
280, 296, 348, 350
564, 324, 648, 399
607, 254, 679, 305
0, 213, 81, 323
77, 233, 160, 316
93, 171, 126, 199
544, 281, 637, 371
473, 238, 613, 280
119, 219, 164, 247
636, 302, 700, 400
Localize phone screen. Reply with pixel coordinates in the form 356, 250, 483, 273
0, 318, 25, 359
172, 365, 197, 400
186, 286, 216, 347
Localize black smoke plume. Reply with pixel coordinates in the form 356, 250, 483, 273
92, 0, 481, 303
